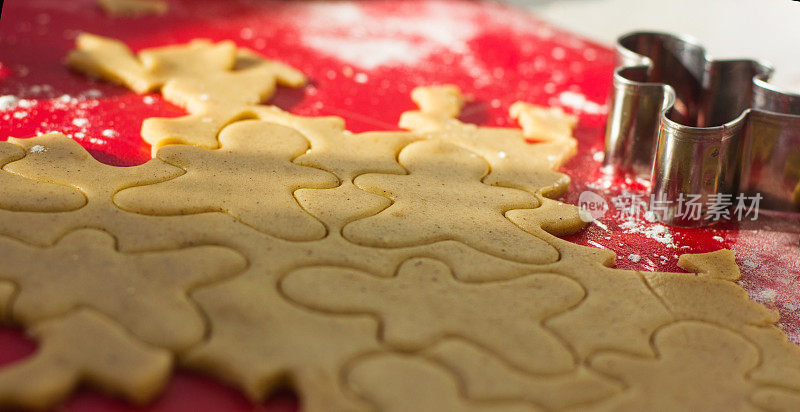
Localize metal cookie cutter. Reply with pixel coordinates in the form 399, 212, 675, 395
603, 31, 800, 226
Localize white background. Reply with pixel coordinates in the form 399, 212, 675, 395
503, 0, 800, 90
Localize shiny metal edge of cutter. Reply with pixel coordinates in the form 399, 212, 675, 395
603, 31, 800, 227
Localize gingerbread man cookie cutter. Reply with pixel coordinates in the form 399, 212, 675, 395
603, 31, 800, 226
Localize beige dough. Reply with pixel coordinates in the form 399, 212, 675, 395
587, 321, 761, 411
115, 121, 339, 241
0, 35, 798, 411
399, 85, 577, 198
424, 339, 623, 410
346, 353, 537, 412
0, 229, 246, 351
282, 258, 583, 374
0, 309, 171, 410
343, 140, 558, 264
752, 388, 800, 411
97, 0, 168, 17
69, 34, 305, 153
0, 281, 14, 324
0, 141, 86, 212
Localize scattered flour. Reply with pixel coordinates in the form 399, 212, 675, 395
82, 89, 103, 99
72, 118, 89, 127
30, 145, 46, 153
298, 1, 479, 69
732, 229, 800, 342
619, 220, 677, 248
755, 288, 778, 301
557, 91, 605, 115
0, 95, 19, 111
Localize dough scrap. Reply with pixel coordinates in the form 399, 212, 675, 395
509, 102, 578, 142
68, 34, 306, 152
0, 309, 172, 410
68, 34, 160, 93
677, 249, 741, 281
0, 34, 797, 411
346, 353, 538, 412
97, 0, 168, 17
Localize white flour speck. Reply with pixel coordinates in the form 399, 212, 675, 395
755, 288, 777, 301
83, 89, 103, 99
101, 129, 118, 138
0, 95, 19, 110
30, 145, 46, 153
298, 1, 478, 69
619, 221, 677, 248
72, 118, 89, 127
557, 91, 605, 115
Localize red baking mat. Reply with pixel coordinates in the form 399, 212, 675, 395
1, 0, 799, 410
